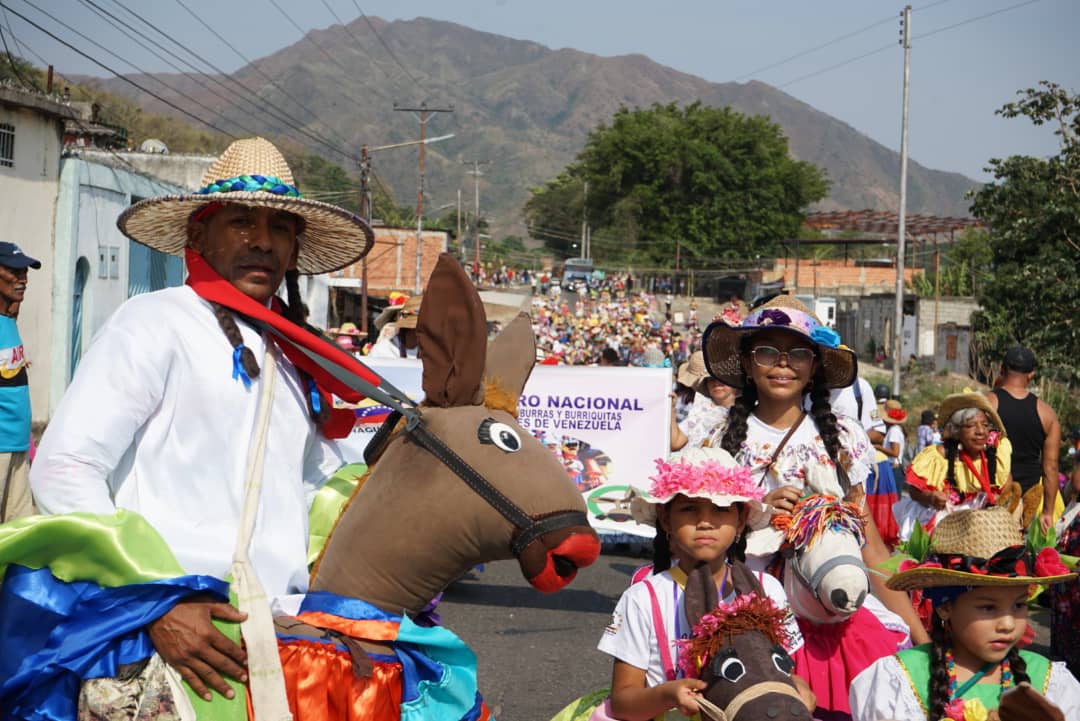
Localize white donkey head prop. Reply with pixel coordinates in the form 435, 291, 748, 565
774, 494, 868, 624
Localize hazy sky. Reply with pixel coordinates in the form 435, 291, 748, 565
2, 0, 1075, 181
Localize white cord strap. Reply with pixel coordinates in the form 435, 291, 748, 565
230, 343, 293, 721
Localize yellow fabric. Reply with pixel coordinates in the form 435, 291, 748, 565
908, 438, 1012, 494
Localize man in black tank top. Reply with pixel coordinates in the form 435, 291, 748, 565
986, 347, 1061, 532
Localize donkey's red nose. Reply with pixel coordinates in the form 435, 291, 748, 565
527, 531, 600, 593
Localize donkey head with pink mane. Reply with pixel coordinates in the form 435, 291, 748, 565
681, 565, 809, 721
771, 494, 868, 624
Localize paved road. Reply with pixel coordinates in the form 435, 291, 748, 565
437, 549, 647, 721
436, 548, 1054, 721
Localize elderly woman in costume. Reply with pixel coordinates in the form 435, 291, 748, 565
25, 138, 372, 708
895, 393, 1015, 540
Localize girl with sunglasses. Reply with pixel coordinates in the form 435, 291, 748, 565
699, 295, 928, 718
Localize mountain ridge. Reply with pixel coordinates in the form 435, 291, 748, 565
74, 15, 978, 240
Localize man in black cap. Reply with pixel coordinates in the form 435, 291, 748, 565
0, 241, 41, 522
987, 346, 1061, 532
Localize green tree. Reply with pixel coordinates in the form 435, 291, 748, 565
969, 81, 1080, 384
524, 102, 829, 266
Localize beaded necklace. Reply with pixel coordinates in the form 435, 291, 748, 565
945, 648, 1013, 701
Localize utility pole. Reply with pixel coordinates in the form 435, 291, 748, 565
456, 187, 462, 258
394, 101, 454, 293
893, 5, 912, 398
358, 144, 373, 335
463, 159, 491, 276
581, 180, 589, 260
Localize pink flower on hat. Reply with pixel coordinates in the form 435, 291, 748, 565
648, 458, 762, 502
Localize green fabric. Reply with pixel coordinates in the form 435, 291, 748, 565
307, 462, 367, 567
0, 510, 246, 721
0, 510, 186, 585
187, 585, 246, 721
896, 644, 1052, 710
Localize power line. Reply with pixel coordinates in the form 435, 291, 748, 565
316, 0, 410, 96
264, 0, 389, 107
0, 2, 238, 138
774, 0, 1041, 90
920, 0, 1040, 40
82, 0, 357, 162
735, 14, 895, 82
735, 0, 955, 82
167, 0, 357, 150
348, 1, 429, 96
15, 0, 247, 138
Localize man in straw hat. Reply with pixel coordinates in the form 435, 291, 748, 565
849, 507, 1080, 720
26, 137, 376, 708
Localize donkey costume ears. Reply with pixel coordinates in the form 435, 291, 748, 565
418, 254, 488, 407
484, 312, 536, 398
684, 563, 720, 630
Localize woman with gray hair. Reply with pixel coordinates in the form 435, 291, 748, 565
893, 393, 1019, 540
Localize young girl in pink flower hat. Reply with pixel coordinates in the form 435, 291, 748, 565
595, 447, 815, 720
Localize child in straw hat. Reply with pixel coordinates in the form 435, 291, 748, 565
849, 507, 1080, 721
595, 447, 814, 720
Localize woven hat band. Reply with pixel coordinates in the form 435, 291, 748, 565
197, 175, 300, 198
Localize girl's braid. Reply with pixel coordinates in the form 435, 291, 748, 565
808, 368, 843, 466
283, 268, 330, 427
1006, 645, 1030, 685
720, 382, 756, 457
212, 302, 260, 380
928, 613, 951, 721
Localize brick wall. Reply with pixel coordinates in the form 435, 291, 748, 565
332, 226, 449, 293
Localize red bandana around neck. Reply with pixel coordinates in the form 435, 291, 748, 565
184, 248, 382, 438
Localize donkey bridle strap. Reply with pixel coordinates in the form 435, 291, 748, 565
250, 316, 589, 558
696, 681, 803, 721
407, 419, 589, 556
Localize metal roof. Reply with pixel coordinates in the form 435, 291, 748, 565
804, 210, 983, 237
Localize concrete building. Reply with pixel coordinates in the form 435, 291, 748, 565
0, 84, 75, 425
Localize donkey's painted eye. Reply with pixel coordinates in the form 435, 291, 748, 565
478, 419, 522, 453
771, 645, 794, 675
712, 654, 746, 683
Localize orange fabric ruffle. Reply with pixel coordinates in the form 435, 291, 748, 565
277, 638, 403, 721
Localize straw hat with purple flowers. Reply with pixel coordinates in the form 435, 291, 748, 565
702, 295, 857, 389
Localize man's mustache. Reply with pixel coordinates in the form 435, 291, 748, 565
236, 253, 280, 272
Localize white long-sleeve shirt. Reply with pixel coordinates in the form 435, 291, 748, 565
30, 286, 343, 598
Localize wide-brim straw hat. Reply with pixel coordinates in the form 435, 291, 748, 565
886, 508, 1076, 591
379, 294, 422, 330
676, 350, 709, 394
938, 392, 1006, 440
117, 137, 373, 275
702, 295, 856, 389
630, 447, 770, 531
882, 399, 907, 425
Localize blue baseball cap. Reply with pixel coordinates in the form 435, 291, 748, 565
0, 242, 41, 270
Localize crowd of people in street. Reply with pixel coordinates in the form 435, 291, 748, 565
1, 136, 1078, 721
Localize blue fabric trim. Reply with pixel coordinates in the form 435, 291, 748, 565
298, 591, 402, 623
232, 346, 253, 389
308, 379, 321, 415
0, 564, 228, 721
